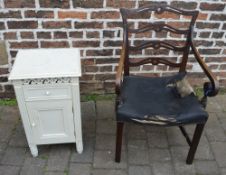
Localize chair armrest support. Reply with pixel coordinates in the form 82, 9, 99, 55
191, 41, 219, 97
116, 45, 126, 95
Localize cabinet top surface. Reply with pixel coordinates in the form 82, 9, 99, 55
9, 48, 81, 80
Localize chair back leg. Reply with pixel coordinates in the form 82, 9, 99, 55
115, 122, 124, 162
186, 123, 205, 164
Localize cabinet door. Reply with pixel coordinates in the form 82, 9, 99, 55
26, 100, 75, 144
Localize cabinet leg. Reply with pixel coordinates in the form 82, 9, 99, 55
76, 141, 83, 154
29, 145, 38, 157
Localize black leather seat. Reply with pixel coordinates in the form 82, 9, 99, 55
117, 73, 208, 126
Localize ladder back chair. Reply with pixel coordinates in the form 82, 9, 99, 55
115, 5, 219, 164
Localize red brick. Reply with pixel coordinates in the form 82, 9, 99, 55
4, 85, 14, 92
9, 41, 38, 49
222, 23, 226, 30
42, 21, 71, 29
0, 22, 5, 30
41, 41, 69, 48
80, 74, 94, 81
69, 31, 83, 38
99, 66, 112, 72
103, 30, 115, 38
197, 13, 208, 20
210, 14, 226, 21
220, 64, 226, 70
169, 32, 182, 39
25, 10, 54, 18
0, 10, 21, 18
91, 11, 120, 19
95, 73, 115, 81
0, 77, 8, 83
54, 31, 67, 39
37, 32, 51, 39
107, 22, 122, 28
145, 49, 169, 55
58, 11, 87, 19
157, 65, 168, 71
212, 32, 224, 39
20, 32, 34, 39
106, 0, 135, 8
96, 58, 118, 64
86, 31, 99, 38
73, 0, 103, 8
4, 32, 17, 40
80, 82, 104, 94
171, 1, 197, 10
84, 66, 98, 73
209, 64, 218, 70
39, 0, 70, 8
199, 49, 221, 55
81, 59, 95, 65
103, 40, 122, 47
7, 21, 38, 29
199, 32, 211, 38
139, 1, 167, 7
74, 22, 103, 29
86, 49, 113, 56
167, 22, 190, 29
200, 3, 225, 11
0, 68, 9, 75
142, 65, 155, 71
104, 82, 114, 93
4, 0, 35, 8
196, 22, 220, 29
194, 40, 213, 47
205, 57, 226, 63
156, 31, 168, 38
72, 41, 100, 48
154, 11, 180, 19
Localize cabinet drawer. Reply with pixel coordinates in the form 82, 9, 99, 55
23, 86, 71, 101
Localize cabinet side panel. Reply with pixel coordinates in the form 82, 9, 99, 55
71, 80, 83, 153
13, 85, 36, 146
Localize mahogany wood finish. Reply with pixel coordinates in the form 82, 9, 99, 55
115, 4, 219, 164
115, 122, 124, 162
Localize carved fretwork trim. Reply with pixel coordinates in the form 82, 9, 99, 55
21, 77, 73, 85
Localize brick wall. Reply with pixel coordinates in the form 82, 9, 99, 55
0, 0, 226, 98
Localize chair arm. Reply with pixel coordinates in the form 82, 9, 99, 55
115, 45, 126, 95
191, 41, 219, 97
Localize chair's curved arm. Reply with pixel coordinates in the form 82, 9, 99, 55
115, 44, 126, 95
190, 41, 219, 97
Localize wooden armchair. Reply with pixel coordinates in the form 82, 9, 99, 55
115, 5, 219, 165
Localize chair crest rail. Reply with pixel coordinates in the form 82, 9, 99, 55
120, 5, 199, 18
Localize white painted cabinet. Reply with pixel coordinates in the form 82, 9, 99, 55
9, 49, 83, 157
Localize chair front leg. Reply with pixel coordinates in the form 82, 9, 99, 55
115, 122, 124, 162
186, 123, 205, 164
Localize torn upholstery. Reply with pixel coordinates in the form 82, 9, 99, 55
117, 73, 207, 126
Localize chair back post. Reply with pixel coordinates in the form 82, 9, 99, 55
120, 9, 130, 76
180, 12, 199, 72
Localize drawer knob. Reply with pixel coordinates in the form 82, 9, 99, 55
45, 91, 51, 95
31, 122, 36, 127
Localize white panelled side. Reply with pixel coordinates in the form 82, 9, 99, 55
9, 48, 83, 157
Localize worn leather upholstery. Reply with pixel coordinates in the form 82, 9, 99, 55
117, 73, 208, 126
